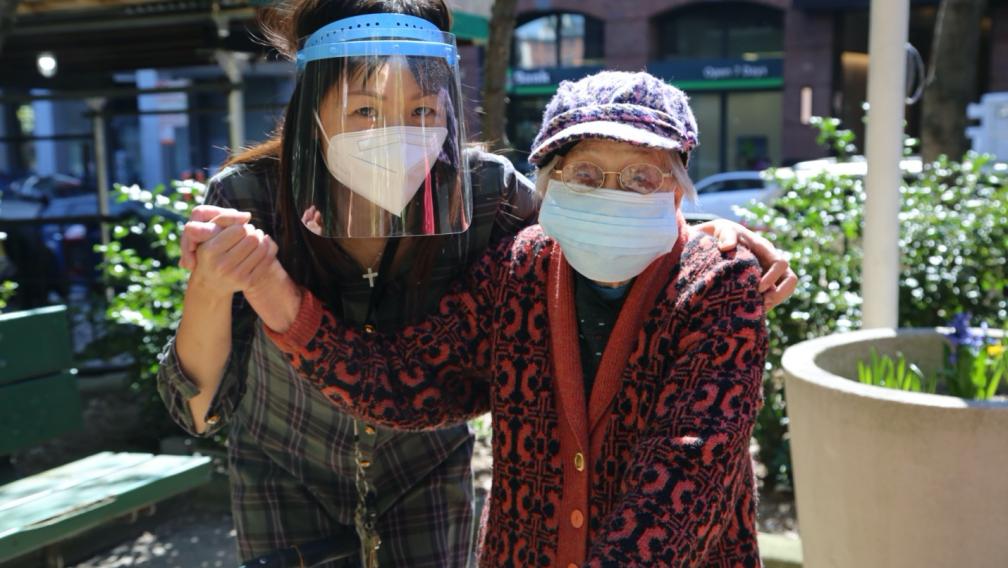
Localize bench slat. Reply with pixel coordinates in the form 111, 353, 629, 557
0, 452, 152, 516
0, 452, 212, 563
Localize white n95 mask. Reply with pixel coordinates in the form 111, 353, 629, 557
538, 179, 679, 283
316, 114, 448, 216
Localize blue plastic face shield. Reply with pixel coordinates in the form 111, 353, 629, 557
291, 14, 472, 239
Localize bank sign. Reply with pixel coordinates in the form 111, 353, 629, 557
508, 66, 605, 94
648, 58, 784, 91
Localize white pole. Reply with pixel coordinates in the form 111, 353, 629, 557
216, 51, 245, 152
862, 0, 909, 330
87, 97, 111, 248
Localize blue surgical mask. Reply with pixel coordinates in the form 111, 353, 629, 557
538, 179, 679, 283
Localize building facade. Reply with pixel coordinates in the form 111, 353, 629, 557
0, 0, 491, 189
2, 0, 1006, 189
505, 0, 1008, 178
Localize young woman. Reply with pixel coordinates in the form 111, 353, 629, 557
159, 2, 533, 565
252, 71, 770, 567
163, 2, 793, 565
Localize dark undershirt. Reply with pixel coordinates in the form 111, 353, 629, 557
573, 272, 631, 399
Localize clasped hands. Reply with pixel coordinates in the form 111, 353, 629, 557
178, 205, 798, 329
180, 205, 300, 332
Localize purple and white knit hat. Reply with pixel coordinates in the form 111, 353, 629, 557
528, 70, 699, 168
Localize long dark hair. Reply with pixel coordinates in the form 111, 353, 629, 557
226, 0, 455, 315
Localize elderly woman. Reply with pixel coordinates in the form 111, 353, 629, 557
253, 71, 767, 567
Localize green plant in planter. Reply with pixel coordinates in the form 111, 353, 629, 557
857, 349, 936, 393
854, 314, 1006, 400
940, 313, 1007, 400
740, 117, 1008, 490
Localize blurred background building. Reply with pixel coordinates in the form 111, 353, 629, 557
0, 0, 492, 190
504, 0, 1008, 178
0, 0, 1005, 192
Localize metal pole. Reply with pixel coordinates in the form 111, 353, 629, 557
87, 97, 111, 248
862, 0, 909, 330
216, 51, 245, 152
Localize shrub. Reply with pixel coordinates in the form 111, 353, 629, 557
744, 118, 1008, 490
0, 221, 19, 311
89, 181, 205, 440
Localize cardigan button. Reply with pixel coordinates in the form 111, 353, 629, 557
363, 324, 376, 334
573, 452, 585, 472
570, 509, 584, 529
568, 564, 578, 568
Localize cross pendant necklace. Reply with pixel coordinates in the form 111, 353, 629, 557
361, 246, 384, 289
362, 267, 379, 288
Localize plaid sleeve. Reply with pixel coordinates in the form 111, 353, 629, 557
155, 163, 276, 437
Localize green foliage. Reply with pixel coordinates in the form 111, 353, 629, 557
940, 314, 1007, 400
942, 341, 1007, 400
898, 155, 1008, 325
0, 280, 16, 311
469, 412, 493, 444
90, 181, 205, 438
808, 116, 857, 159
742, 117, 1008, 491
0, 231, 16, 312
857, 349, 935, 394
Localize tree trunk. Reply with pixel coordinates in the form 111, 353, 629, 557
920, 0, 988, 162
480, 0, 518, 152
0, 0, 20, 58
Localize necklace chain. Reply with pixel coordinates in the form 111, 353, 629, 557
366, 248, 383, 270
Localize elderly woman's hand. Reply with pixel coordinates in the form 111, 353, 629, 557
693, 219, 797, 310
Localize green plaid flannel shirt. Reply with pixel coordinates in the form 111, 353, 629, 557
157, 150, 537, 566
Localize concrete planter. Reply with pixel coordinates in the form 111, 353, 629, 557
781, 328, 1008, 568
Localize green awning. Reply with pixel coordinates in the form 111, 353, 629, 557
451, 11, 489, 42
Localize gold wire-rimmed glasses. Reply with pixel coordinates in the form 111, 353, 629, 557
552, 160, 676, 194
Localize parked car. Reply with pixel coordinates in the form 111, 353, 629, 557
683, 170, 780, 222
4, 173, 92, 202
776, 155, 924, 183
0, 190, 180, 307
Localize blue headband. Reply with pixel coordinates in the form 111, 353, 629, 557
296, 13, 458, 70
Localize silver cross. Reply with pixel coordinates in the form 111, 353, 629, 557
362, 267, 379, 288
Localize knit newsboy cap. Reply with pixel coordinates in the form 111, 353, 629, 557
528, 70, 699, 168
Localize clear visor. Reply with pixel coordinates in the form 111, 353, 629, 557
292, 32, 471, 238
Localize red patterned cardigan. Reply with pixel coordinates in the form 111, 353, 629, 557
266, 217, 768, 568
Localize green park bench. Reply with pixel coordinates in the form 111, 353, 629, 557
0, 305, 212, 566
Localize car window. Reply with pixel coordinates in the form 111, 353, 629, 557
699, 178, 764, 194
698, 181, 728, 194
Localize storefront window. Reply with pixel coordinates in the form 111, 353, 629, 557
513, 12, 604, 69
655, 2, 783, 60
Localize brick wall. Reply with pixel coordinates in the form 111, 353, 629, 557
781, 8, 834, 163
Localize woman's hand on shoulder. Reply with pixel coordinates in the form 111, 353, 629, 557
693, 219, 798, 310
